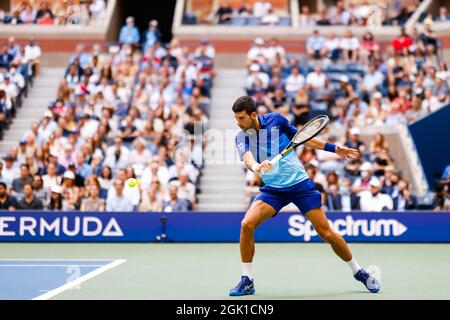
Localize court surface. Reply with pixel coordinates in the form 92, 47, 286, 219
0, 243, 449, 300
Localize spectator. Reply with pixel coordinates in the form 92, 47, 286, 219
352, 162, 377, 193
344, 127, 366, 155
340, 30, 360, 63
61, 170, 80, 210
306, 30, 326, 60
17, 183, 43, 210
106, 179, 133, 211
359, 179, 393, 211
119, 16, 140, 46
89, 0, 107, 21
144, 20, 161, 50
284, 66, 305, 100
326, 179, 360, 211
48, 185, 63, 210
299, 5, 314, 26
369, 133, 388, 156
261, 8, 279, 25
392, 27, 413, 53
33, 174, 50, 208
0, 182, 18, 210
12, 164, 32, 196
81, 184, 105, 211
393, 180, 417, 210
170, 170, 196, 209
37, 12, 54, 25
215, 0, 233, 24
162, 185, 190, 212
435, 6, 450, 22
2, 155, 19, 188
247, 38, 266, 63
306, 65, 327, 90
139, 186, 163, 212
253, 0, 272, 18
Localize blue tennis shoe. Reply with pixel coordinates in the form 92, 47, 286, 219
229, 276, 255, 296
354, 269, 381, 293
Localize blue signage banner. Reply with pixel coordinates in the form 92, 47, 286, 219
0, 212, 450, 243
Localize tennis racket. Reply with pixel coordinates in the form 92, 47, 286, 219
269, 115, 329, 166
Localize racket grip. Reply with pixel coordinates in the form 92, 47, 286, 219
270, 154, 282, 165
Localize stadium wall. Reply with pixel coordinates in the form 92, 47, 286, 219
409, 104, 450, 189
1, 211, 450, 243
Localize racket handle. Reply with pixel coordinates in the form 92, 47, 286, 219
270, 154, 282, 165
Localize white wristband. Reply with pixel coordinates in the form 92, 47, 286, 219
251, 163, 259, 173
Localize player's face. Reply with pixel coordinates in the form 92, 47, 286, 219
234, 111, 256, 131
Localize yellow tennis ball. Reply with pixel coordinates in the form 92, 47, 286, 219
127, 178, 137, 188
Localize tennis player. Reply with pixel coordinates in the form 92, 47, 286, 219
230, 96, 380, 296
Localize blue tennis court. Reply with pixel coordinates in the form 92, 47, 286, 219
0, 259, 125, 300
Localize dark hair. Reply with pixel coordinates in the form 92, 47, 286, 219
49, 193, 63, 210
23, 183, 33, 190
232, 96, 256, 115
20, 164, 30, 170
0, 182, 7, 189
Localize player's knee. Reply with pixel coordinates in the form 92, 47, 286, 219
318, 229, 336, 243
241, 219, 255, 233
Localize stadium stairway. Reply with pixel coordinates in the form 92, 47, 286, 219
0, 68, 65, 156
196, 68, 248, 212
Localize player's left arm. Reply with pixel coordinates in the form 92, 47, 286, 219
277, 113, 360, 161
305, 137, 360, 161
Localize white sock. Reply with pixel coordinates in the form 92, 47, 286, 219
347, 257, 362, 275
242, 262, 253, 279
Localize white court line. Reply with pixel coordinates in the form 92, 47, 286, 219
0, 259, 116, 261
0, 265, 105, 267
32, 259, 126, 300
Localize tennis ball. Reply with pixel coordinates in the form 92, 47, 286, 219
127, 178, 138, 188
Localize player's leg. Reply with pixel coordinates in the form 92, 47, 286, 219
240, 200, 276, 264
305, 207, 352, 261
305, 207, 380, 293
230, 195, 285, 297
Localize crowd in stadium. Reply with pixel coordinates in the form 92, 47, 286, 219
0, 16, 214, 212
243, 22, 449, 211
0, 37, 41, 140
183, 0, 291, 26
0, 0, 106, 25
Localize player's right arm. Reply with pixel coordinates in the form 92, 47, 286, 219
236, 133, 271, 173
242, 151, 272, 173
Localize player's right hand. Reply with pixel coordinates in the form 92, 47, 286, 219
259, 160, 273, 173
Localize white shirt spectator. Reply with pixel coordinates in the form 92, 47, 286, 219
325, 37, 340, 52
306, 35, 326, 52
25, 44, 42, 61
2, 165, 19, 188
363, 71, 384, 92
253, 1, 272, 17
306, 71, 327, 89
263, 44, 285, 64
247, 45, 266, 61
106, 188, 133, 211
285, 73, 305, 94
245, 71, 270, 89
261, 12, 279, 25
169, 180, 196, 204
89, 0, 106, 20
359, 191, 393, 212
140, 165, 169, 191
340, 36, 360, 50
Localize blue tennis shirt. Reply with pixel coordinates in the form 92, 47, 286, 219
235, 112, 309, 190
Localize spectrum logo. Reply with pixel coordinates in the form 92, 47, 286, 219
288, 215, 408, 241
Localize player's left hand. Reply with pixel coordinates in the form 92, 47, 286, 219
336, 146, 360, 161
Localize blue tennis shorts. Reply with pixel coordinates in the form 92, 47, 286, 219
255, 178, 322, 216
